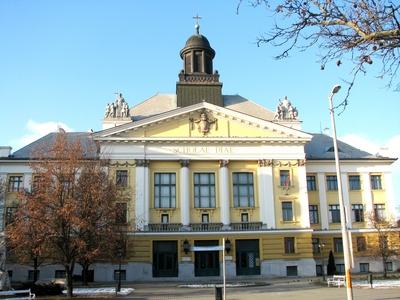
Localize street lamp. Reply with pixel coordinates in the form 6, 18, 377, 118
328, 85, 354, 300
318, 243, 326, 281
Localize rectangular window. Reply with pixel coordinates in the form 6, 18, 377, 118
334, 238, 343, 253
28, 270, 40, 281
336, 264, 345, 275
113, 270, 126, 281
194, 173, 215, 208
116, 170, 128, 187
306, 175, 317, 191
201, 214, 209, 224
280, 170, 290, 187
233, 172, 254, 208
8, 175, 23, 192
312, 238, 320, 254
154, 173, 176, 208
329, 205, 341, 223
161, 214, 169, 224
359, 263, 369, 273
386, 262, 393, 272
55, 270, 66, 279
352, 204, 364, 222
32, 175, 44, 192
241, 213, 249, 223
357, 237, 367, 252
5, 207, 17, 225
349, 175, 361, 190
374, 204, 385, 221
116, 202, 127, 224
326, 175, 338, 191
286, 266, 298, 276
282, 202, 293, 221
309, 205, 319, 224
370, 175, 382, 190
284, 237, 295, 254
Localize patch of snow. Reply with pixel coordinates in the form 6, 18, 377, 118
62, 287, 134, 296
179, 282, 255, 288
353, 279, 400, 288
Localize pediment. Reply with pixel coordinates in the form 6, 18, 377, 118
93, 102, 311, 143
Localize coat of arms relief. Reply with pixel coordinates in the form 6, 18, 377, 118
190, 110, 218, 135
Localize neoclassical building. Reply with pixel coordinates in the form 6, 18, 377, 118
0, 25, 397, 282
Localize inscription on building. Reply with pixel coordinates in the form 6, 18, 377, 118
170, 146, 232, 154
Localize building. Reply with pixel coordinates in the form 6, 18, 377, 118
0, 24, 397, 282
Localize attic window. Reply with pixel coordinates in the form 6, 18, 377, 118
326, 146, 343, 153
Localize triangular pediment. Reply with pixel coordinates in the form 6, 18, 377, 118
93, 102, 312, 143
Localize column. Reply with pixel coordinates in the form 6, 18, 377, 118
297, 160, 310, 228
135, 159, 149, 230
23, 173, 32, 192
340, 173, 352, 229
317, 173, 329, 230
361, 172, 373, 227
383, 172, 396, 221
258, 160, 275, 228
180, 160, 190, 226
219, 160, 230, 227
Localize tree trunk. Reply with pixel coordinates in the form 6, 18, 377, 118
33, 257, 38, 283
65, 264, 75, 298
82, 264, 90, 286
382, 257, 387, 278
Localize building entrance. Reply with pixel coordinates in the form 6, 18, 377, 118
152, 241, 178, 277
194, 240, 220, 276
236, 239, 260, 275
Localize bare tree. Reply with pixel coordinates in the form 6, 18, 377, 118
0, 179, 11, 290
367, 212, 400, 278
238, 0, 400, 106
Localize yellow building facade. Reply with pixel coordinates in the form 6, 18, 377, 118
0, 26, 397, 282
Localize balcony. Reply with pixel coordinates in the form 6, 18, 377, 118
147, 223, 182, 232
190, 223, 223, 232
230, 222, 263, 231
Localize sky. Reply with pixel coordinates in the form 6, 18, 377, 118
0, 1, 399, 213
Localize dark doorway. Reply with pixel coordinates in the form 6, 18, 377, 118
153, 241, 178, 277
194, 240, 220, 276
236, 239, 260, 275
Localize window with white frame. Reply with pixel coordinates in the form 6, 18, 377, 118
334, 238, 343, 253
374, 204, 385, 221
233, 172, 254, 208
386, 262, 393, 272
357, 236, 367, 252
309, 205, 319, 224
336, 264, 345, 274
154, 173, 176, 208
352, 204, 364, 222
326, 175, 338, 191
8, 175, 23, 192
359, 263, 369, 273
370, 175, 382, 190
194, 173, 215, 208
116, 170, 128, 187
284, 237, 295, 254
349, 175, 361, 190
282, 202, 293, 221
280, 170, 290, 187
161, 213, 169, 224
329, 204, 341, 223
306, 175, 317, 191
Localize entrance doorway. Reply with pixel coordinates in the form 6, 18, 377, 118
153, 241, 178, 277
194, 240, 220, 276
236, 239, 260, 275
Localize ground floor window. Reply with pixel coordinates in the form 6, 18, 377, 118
316, 265, 323, 276
386, 262, 393, 272
359, 263, 369, 273
286, 266, 298, 276
55, 270, 66, 279
336, 264, 345, 275
113, 270, 126, 281
28, 270, 40, 281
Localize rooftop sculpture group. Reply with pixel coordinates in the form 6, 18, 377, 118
104, 93, 130, 119
274, 96, 299, 121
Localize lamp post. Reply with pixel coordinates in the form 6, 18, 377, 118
328, 85, 354, 300
318, 243, 326, 281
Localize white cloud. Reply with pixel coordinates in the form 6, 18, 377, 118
340, 134, 400, 217
9, 120, 73, 151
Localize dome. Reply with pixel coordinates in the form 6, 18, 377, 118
180, 34, 215, 58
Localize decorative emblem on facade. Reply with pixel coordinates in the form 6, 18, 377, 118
190, 110, 218, 135
104, 93, 130, 119
274, 96, 299, 121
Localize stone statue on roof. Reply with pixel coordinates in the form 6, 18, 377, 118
274, 96, 299, 121
104, 93, 130, 119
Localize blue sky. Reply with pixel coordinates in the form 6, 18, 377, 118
0, 1, 399, 212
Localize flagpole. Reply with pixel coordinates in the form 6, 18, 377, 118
223, 238, 226, 300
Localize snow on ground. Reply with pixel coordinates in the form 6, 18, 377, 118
62, 287, 134, 296
179, 282, 256, 288
353, 279, 400, 288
